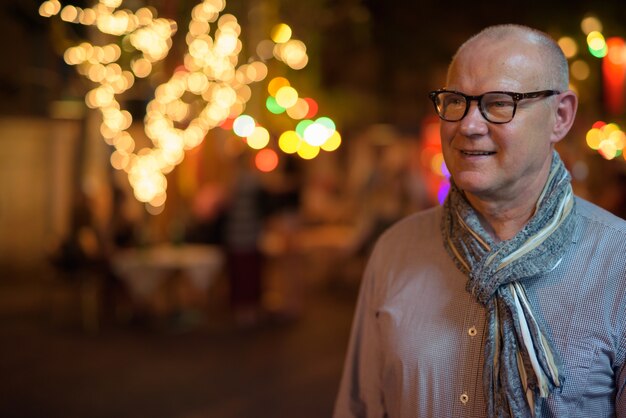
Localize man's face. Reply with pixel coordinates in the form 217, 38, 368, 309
440, 38, 559, 204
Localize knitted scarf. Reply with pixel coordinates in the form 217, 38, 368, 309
441, 151, 575, 417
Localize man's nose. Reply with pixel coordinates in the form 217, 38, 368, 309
459, 101, 489, 136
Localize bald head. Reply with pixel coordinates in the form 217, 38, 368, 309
448, 24, 569, 92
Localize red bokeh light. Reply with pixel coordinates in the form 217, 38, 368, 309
255, 149, 279, 172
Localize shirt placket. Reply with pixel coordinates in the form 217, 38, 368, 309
457, 298, 486, 417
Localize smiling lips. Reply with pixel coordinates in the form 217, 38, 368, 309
460, 150, 496, 156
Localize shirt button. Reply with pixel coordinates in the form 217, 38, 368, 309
468, 326, 477, 337
460, 393, 469, 404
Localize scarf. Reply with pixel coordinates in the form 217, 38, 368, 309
441, 151, 575, 417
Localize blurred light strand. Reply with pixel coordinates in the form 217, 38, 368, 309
40, 0, 341, 211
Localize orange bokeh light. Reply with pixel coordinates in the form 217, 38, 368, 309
255, 148, 279, 172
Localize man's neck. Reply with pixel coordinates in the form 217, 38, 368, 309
461, 155, 555, 242
465, 194, 538, 241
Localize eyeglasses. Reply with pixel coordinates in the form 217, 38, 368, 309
428, 89, 561, 124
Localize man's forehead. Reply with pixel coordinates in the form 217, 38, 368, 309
447, 47, 543, 91
452, 37, 542, 71
460, 34, 535, 58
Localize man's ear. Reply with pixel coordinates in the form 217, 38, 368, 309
550, 90, 578, 144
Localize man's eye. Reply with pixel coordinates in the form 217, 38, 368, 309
487, 100, 513, 108
445, 97, 464, 106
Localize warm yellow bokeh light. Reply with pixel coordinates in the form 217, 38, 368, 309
60, 5, 79, 23
599, 140, 618, 160
587, 31, 606, 52
604, 123, 620, 136
256, 39, 275, 60
609, 130, 626, 150
581, 16, 602, 35
131, 58, 152, 78
296, 141, 320, 160
149, 192, 167, 208
276, 39, 308, 70
246, 126, 270, 150
271, 23, 292, 44
39, 0, 61, 17
268, 77, 290, 97
321, 131, 341, 152
278, 130, 301, 154
286, 98, 309, 120
431, 153, 446, 176
275, 86, 298, 108
570, 60, 590, 81
586, 122, 626, 162
248, 61, 268, 82
558, 36, 578, 58
586, 128, 602, 149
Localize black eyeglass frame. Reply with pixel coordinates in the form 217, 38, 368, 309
428, 89, 561, 124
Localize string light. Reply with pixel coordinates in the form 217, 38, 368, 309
40, 0, 341, 210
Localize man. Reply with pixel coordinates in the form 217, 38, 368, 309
333, 24, 626, 417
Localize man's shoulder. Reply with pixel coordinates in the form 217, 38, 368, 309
574, 196, 626, 234
384, 205, 441, 234
367, 205, 448, 273
375, 205, 442, 250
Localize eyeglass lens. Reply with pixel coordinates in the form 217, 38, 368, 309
437, 92, 515, 123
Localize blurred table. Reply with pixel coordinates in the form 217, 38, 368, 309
111, 244, 224, 302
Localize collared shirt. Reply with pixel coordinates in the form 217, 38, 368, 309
334, 197, 626, 418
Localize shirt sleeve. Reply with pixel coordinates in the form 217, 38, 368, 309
333, 256, 387, 418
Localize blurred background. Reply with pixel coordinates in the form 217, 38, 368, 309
2, 1, 626, 417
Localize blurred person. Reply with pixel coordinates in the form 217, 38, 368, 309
222, 155, 272, 326
334, 24, 626, 417
49, 189, 107, 277
258, 156, 305, 320
185, 182, 227, 246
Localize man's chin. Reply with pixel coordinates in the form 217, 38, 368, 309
451, 174, 493, 196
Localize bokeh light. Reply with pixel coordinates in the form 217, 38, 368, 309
320, 131, 341, 152
255, 149, 279, 172
607, 37, 626, 65
570, 60, 590, 81
233, 114, 256, 137
270, 23, 292, 44
296, 141, 320, 160
278, 130, 301, 154
285, 98, 309, 120
275, 85, 298, 108
581, 16, 603, 35
246, 126, 270, 150
586, 121, 626, 160
437, 180, 451, 205
266, 96, 286, 114
268, 76, 290, 96
304, 98, 318, 118
303, 122, 331, 146
558, 36, 578, 58
295, 119, 314, 138
588, 31, 608, 58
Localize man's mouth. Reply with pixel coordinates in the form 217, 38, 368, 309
460, 150, 496, 156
